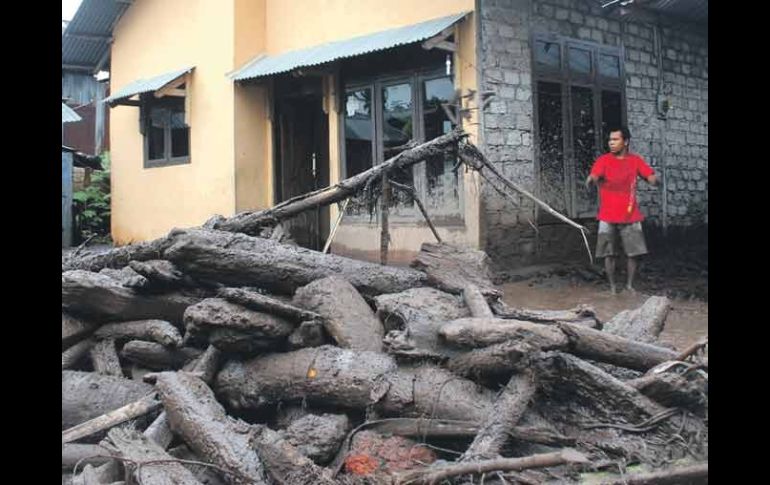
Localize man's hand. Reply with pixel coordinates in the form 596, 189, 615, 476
647, 174, 658, 186
585, 175, 597, 189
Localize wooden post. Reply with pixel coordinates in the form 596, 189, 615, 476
380, 174, 390, 265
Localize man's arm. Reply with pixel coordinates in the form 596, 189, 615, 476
585, 174, 600, 188
646, 174, 658, 186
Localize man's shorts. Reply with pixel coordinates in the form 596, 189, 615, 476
595, 221, 648, 258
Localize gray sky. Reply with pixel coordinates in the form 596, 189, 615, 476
62, 0, 82, 21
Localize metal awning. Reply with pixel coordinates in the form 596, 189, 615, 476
62, 0, 132, 73
104, 66, 194, 106
62, 103, 82, 123
231, 11, 470, 81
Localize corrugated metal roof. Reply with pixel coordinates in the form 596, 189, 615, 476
597, 0, 707, 24
232, 12, 470, 81
62, 0, 131, 71
62, 103, 82, 123
104, 67, 194, 105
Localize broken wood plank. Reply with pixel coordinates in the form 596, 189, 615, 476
62, 393, 161, 444
155, 371, 269, 485
218, 287, 322, 322
94, 319, 183, 347
461, 369, 537, 460
164, 228, 428, 297
394, 448, 589, 484
63, 339, 95, 369
411, 242, 499, 296
62, 270, 204, 324
293, 276, 384, 351
89, 339, 124, 377
120, 340, 202, 370
105, 427, 203, 484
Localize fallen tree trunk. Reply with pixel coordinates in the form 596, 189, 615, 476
440, 318, 569, 349
491, 300, 601, 328
164, 229, 428, 297
89, 339, 123, 377
62, 313, 97, 348
446, 340, 533, 381
559, 322, 680, 372
216, 346, 397, 411
62, 393, 161, 444
62, 371, 155, 429
293, 276, 384, 351
168, 445, 227, 485
62, 339, 95, 369
155, 371, 269, 485
105, 427, 203, 484
461, 369, 537, 460
94, 319, 183, 347
394, 448, 589, 484
278, 413, 350, 465
251, 424, 338, 485
128, 259, 197, 290
627, 371, 707, 410
411, 242, 499, 297
183, 298, 295, 351
603, 296, 671, 343
120, 341, 202, 370
597, 463, 708, 485
62, 270, 204, 324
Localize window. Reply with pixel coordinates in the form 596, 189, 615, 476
141, 94, 190, 168
533, 34, 624, 218
342, 68, 461, 221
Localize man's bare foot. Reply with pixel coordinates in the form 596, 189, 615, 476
625, 285, 636, 294
610, 285, 619, 295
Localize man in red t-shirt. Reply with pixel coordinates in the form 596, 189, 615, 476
586, 127, 657, 294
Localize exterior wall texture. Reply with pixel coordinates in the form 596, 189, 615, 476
479, 0, 707, 269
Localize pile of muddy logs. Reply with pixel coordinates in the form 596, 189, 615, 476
62, 228, 707, 485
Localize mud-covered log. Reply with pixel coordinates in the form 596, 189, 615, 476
216, 346, 397, 411
105, 427, 203, 484
62, 444, 112, 470
183, 298, 295, 350
462, 369, 537, 460
168, 445, 227, 485
62, 237, 172, 273
410, 242, 499, 296
463, 284, 493, 318
98, 266, 148, 289
251, 424, 338, 485
163, 228, 427, 297
89, 339, 124, 377
491, 300, 601, 328
376, 287, 469, 359
120, 341, 202, 370
128, 259, 197, 290
63, 313, 97, 347
155, 371, 268, 485
62, 393, 161, 444
279, 413, 350, 465
219, 287, 321, 322
597, 463, 708, 485
63, 339, 95, 369
447, 340, 533, 380
94, 319, 183, 347
62, 270, 204, 324
62, 371, 154, 429
293, 276, 383, 351
440, 318, 569, 349
559, 322, 679, 371
378, 365, 495, 423
395, 448, 589, 484
603, 296, 671, 343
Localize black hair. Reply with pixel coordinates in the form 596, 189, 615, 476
609, 126, 631, 141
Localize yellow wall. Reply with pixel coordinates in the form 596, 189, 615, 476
110, 0, 237, 244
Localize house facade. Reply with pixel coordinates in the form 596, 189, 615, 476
92, 0, 706, 268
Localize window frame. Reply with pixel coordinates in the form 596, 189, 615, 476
340, 65, 464, 224
140, 93, 191, 169
531, 33, 626, 219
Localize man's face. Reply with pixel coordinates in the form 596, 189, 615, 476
608, 131, 628, 154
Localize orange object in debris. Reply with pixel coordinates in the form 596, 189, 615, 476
345, 454, 379, 475
306, 367, 317, 379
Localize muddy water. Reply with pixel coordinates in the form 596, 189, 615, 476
499, 278, 707, 352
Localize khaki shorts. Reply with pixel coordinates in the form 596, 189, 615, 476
595, 221, 648, 258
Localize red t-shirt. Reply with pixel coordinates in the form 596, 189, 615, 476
590, 152, 654, 223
